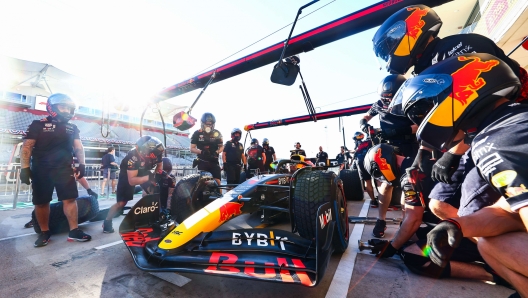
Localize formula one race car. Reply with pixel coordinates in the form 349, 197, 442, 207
119, 161, 349, 287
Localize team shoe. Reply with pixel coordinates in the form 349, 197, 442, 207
67, 228, 92, 242
372, 219, 387, 238
34, 231, 51, 247
103, 220, 115, 233
370, 197, 379, 208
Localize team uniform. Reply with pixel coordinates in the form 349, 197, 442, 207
116, 149, 161, 202
101, 152, 117, 179
191, 129, 223, 180
316, 150, 328, 166
367, 100, 418, 158
353, 139, 373, 181
159, 173, 176, 210
263, 145, 276, 172
223, 140, 244, 184
290, 149, 306, 157
336, 151, 353, 169
246, 144, 265, 179
24, 116, 79, 205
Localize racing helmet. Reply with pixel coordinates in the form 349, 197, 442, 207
200, 112, 216, 133
262, 138, 269, 146
136, 136, 165, 159
372, 5, 442, 74
231, 127, 242, 141
393, 53, 520, 151
364, 144, 400, 184
354, 131, 365, 141
46, 93, 77, 122
251, 138, 259, 145
378, 74, 407, 106
162, 157, 173, 173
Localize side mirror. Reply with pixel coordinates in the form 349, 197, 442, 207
270, 57, 300, 86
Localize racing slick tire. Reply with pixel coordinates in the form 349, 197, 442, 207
293, 170, 349, 253
171, 173, 213, 223
32, 195, 99, 234
339, 169, 364, 201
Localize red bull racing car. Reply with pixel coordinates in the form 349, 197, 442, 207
119, 160, 349, 287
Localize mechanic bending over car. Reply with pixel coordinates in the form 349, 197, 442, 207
190, 113, 224, 185
222, 128, 246, 185
360, 74, 419, 237
315, 146, 328, 167
362, 144, 508, 286
103, 136, 164, 233
389, 53, 528, 296
262, 138, 276, 173
245, 138, 266, 179
373, 4, 528, 223
21, 93, 92, 247
351, 132, 376, 203
336, 146, 352, 171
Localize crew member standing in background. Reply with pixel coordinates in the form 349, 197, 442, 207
336, 146, 352, 170
190, 113, 224, 186
290, 142, 306, 157
100, 146, 118, 196
262, 138, 276, 173
316, 146, 328, 166
246, 138, 265, 179
223, 128, 246, 185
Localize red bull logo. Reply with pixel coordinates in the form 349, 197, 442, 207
218, 202, 244, 222
373, 148, 396, 181
405, 6, 429, 40
450, 56, 500, 105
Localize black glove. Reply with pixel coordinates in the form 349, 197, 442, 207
426, 219, 463, 268
76, 164, 86, 179
87, 188, 98, 199
431, 152, 462, 184
359, 118, 372, 134
377, 242, 398, 258
20, 168, 31, 185
243, 164, 247, 171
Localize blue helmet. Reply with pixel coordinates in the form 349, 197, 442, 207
46, 93, 76, 122
136, 136, 165, 159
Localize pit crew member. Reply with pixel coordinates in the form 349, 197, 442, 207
315, 146, 328, 166
222, 128, 246, 184
352, 132, 376, 204
336, 146, 352, 171
190, 113, 224, 185
262, 138, 276, 173
245, 138, 265, 179
290, 142, 306, 157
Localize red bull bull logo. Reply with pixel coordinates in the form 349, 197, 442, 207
450, 56, 500, 105
373, 148, 396, 181
218, 202, 244, 222
405, 6, 429, 40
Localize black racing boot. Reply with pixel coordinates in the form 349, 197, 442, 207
103, 220, 115, 233
34, 231, 51, 247
372, 219, 387, 238
68, 228, 92, 242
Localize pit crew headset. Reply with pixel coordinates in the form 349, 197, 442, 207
364, 144, 400, 185
46, 93, 77, 122
136, 136, 165, 160
388, 53, 520, 151
372, 4, 442, 74
201, 112, 216, 133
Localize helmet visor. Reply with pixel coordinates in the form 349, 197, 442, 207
373, 21, 407, 62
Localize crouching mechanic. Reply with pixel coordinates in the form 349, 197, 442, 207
190, 113, 223, 185
363, 144, 499, 283
222, 128, 246, 185
21, 93, 91, 247
352, 132, 376, 203
392, 54, 528, 295
103, 136, 164, 233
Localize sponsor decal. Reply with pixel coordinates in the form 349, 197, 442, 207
423, 78, 437, 83
491, 170, 517, 188
199, 135, 204, 142
477, 152, 504, 176
232, 231, 289, 250
214, 132, 219, 137
449, 56, 499, 106
45, 123, 52, 127
432, 52, 439, 65
373, 148, 396, 181
134, 202, 159, 215
394, 6, 430, 56
204, 252, 312, 286
319, 208, 332, 229
472, 139, 496, 160
448, 42, 463, 56
171, 230, 183, 236
505, 184, 528, 198
218, 202, 244, 222
121, 228, 160, 248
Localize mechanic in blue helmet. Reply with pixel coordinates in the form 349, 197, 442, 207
103, 136, 164, 233
222, 128, 246, 184
262, 138, 276, 173
245, 138, 266, 179
190, 113, 223, 185
351, 132, 376, 204
359, 74, 419, 238
21, 93, 91, 247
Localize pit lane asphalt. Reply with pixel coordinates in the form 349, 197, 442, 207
0, 195, 515, 297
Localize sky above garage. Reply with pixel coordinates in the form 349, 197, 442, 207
0, 0, 389, 158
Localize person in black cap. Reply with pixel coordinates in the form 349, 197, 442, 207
245, 138, 265, 179
190, 112, 223, 185
20, 93, 91, 247
222, 128, 246, 184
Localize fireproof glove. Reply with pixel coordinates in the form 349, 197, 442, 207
76, 164, 86, 179
359, 119, 372, 134
426, 219, 463, 268
377, 242, 398, 258
431, 152, 462, 184
20, 168, 31, 185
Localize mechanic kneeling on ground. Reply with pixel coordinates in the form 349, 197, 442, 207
392, 54, 527, 296
21, 93, 91, 247
103, 136, 164, 233
352, 132, 376, 203
222, 128, 246, 185
245, 138, 265, 179
363, 144, 505, 285
190, 112, 224, 186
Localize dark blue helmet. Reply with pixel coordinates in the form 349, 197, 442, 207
46, 93, 76, 122
136, 136, 165, 159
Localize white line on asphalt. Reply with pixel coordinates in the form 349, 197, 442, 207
325, 198, 370, 298
0, 232, 36, 242
95, 240, 122, 250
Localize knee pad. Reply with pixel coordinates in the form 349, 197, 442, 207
401, 251, 451, 279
